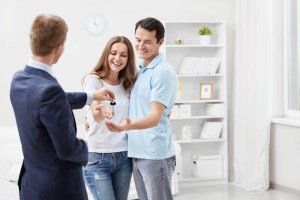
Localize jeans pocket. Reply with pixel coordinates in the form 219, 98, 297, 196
166, 156, 176, 172
86, 160, 99, 166
86, 153, 101, 167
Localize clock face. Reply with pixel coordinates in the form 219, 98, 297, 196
86, 15, 105, 34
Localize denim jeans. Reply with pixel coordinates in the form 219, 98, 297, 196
83, 152, 132, 200
132, 156, 176, 200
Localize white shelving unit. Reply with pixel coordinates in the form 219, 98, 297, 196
163, 21, 228, 187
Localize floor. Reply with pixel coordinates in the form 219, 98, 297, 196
172, 184, 300, 200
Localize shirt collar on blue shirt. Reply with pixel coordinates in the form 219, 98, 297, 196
27, 59, 55, 78
139, 53, 163, 71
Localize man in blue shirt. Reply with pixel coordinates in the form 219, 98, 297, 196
106, 17, 177, 200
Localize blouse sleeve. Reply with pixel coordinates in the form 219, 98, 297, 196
82, 74, 103, 93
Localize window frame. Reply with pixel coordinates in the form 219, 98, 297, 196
283, 0, 300, 119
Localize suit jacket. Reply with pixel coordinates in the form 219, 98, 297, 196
10, 66, 88, 200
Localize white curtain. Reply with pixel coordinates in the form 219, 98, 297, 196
230, 0, 273, 191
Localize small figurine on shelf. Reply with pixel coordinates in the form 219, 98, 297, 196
174, 37, 184, 45
182, 125, 192, 140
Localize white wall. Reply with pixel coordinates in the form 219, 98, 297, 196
0, 0, 235, 126
270, 123, 300, 191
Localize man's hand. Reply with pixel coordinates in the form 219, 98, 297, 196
93, 88, 115, 102
106, 117, 131, 132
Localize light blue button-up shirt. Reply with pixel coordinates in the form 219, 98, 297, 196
28, 59, 93, 104
128, 54, 178, 160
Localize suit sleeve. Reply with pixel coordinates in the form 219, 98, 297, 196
40, 85, 88, 165
65, 92, 87, 109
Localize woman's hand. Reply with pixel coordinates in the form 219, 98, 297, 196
93, 104, 113, 123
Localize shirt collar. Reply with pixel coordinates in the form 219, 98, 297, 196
27, 59, 55, 78
139, 53, 164, 71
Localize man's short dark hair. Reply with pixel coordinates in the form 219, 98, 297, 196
135, 17, 165, 43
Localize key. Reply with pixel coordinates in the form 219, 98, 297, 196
110, 101, 116, 116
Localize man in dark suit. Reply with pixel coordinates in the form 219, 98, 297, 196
10, 14, 115, 200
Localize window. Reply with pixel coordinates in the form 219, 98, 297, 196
284, 0, 300, 117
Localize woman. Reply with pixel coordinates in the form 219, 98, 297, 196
82, 36, 136, 200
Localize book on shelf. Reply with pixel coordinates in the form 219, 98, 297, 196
178, 57, 221, 75
200, 122, 223, 139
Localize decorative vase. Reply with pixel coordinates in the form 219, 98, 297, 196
199, 35, 211, 45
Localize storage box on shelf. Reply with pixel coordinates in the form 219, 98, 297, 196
192, 155, 223, 179
164, 21, 228, 186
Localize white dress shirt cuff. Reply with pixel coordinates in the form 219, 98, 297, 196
86, 92, 93, 105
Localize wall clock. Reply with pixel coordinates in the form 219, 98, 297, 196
85, 15, 105, 34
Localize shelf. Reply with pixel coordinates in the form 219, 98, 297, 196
166, 44, 224, 48
170, 115, 224, 120
178, 176, 226, 183
175, 138, 225, 144
163, 20, 225, 24
165, 20, 227, 186
177, 74, 224, 77
175, 99, 224, 104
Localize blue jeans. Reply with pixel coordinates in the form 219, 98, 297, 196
133, 156, 176, 200
83, 152, 132, 200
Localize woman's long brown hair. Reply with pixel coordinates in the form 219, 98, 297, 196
85, 36, 136, 94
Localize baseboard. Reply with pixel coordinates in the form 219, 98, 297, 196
270, 182, 300, 196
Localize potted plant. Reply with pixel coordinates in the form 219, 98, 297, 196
198, 26, 213, 45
